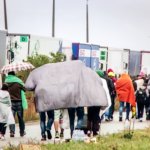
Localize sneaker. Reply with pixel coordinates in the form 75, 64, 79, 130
105, 118, 109, 121
41, 134, 46, 141
47, 130, 52, 139
60, 132, 64, 138
55, 131, 60, 138
139, 118, 143, 122
87, 131, 91, 137
10, 132, 15, 137
109, 118, 113, 121
20, 131, 26, 137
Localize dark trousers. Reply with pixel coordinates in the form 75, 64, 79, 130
9, 101, 25, 135
68, 107, 84, 136
0, 123, 7, 135
109, 97, 115, 118
87, 106, 100, 135
39, 110, 54, 136
137, 102, 144, 119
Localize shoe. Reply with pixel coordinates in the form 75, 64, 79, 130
105, 118, 109, 121
47, 130, 52, 140
20, 131, 26, 137
55, 131, 60, 138
41, 134, 46, 141
109, 118, 113, 121
87, 131, 91, 137
119, 117, 122, 122
10, 132, 15, 137
60, 132, 64, 138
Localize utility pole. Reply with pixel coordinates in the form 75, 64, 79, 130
86, 0, 89, 43
4, 0, 8, 30
52, 0, 55, 37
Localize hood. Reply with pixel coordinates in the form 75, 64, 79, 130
0, 90, 9, 99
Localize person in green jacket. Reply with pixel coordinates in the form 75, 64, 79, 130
5, 71, 27, 137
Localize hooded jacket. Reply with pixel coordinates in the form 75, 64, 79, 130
115, 73, 136, 106
0, 90, 11, 123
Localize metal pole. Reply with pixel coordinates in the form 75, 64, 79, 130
86, 0, 89, 43
4, 0, 8, 30
52, 0, 55, 37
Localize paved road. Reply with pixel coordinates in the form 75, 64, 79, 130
0, 112, 150, 148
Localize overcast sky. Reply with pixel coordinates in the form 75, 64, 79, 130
0, 0, 150, 50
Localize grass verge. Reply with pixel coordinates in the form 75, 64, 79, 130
4, 128, 150, 150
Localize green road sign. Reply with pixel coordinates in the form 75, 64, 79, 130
20, 36, 28, 42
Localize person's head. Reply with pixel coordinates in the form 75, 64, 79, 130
1, 83, 9, 91
138, 71, 145, 79
8, 71, 15, 75
107, 68, 114, 74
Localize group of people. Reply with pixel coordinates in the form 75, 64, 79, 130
0, 68, 150, 141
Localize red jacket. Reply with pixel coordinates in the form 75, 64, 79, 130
115, 73, 136, 106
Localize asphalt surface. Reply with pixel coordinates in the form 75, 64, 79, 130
0, 112, 150, 149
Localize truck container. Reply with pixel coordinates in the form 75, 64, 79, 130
72, 43, 91, 68
128, 51, 141, 76
72, 43, 100, 70
29, 35, 62, 56
107, 48, 129, 75
6, 34, 29, 63
140, 51, 150, 75
90, 44, 100, 70
61, 40, 72, 61
0, 30, 7, 69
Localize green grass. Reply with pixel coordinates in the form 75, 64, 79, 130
5, 128, 150, 150
42, 129, 150, 150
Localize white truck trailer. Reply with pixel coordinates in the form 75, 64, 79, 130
29, 35, 62, 56
99, 46, 108, 71
0, 30, 7, 69
107, 48, 129, 75
140, 51, 150, 75
0, 30, 7, 87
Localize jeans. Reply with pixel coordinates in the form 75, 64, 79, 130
119, 101, 130, 120
68, 107, 84, 135
39, 110, 54, 136
105, 96, 115, 119
9, 102, 25, 135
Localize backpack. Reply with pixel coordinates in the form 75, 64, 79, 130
136, 88, 147, 104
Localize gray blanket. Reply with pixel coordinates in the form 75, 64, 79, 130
25, 60, 109, 112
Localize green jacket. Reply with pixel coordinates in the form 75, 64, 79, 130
5, 75, 28, 110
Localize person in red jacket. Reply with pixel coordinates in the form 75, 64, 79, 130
115, 73, 136, 121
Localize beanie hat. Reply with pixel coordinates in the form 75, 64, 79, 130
107, 68, 114, 74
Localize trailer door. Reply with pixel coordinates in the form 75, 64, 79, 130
141, 52, 150, 74
122, 49, 130, 73
107, 48, 123, 74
